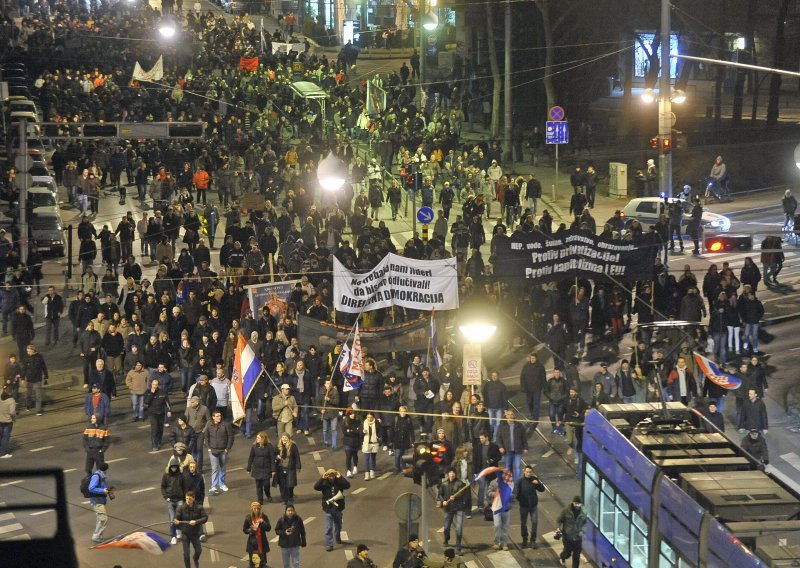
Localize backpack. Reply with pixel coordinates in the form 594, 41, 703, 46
80, 472, 100, 498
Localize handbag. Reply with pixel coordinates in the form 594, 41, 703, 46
483, 506, 493, 522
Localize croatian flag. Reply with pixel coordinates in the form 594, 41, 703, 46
93, 531, 171, 554
491, 469, 514, 514
341, 322, 364, 392
472, 466, 504, 483
693, 351, 742, 391
430, 309, 442, 370
231, 333, 263, 423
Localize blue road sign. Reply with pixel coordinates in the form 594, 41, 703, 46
545, 121, 569, 145
417, 206, 434, 224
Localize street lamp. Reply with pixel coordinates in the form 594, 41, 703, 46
459, 323, 497, 343
419, 0, 438, 87
671, 89, 686, 104
422, 11, 438, 31
317, 151, 347, 191
641, 88, 656, 104
158, 18, 176, 38
794, 143, 800, 170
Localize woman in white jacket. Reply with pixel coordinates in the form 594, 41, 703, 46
361, 412, 380, 480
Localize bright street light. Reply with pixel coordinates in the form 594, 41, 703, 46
159, 21, 176, 38
641, 88, 656, 104
794, 143, 800, 170
671, 89, 686, 104
422, 11, 438, 31
317, 151, 347, 191
459, 323, 497, 344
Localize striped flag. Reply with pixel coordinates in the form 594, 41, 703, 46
231, 333, 263, 423
693, 351, 742, 390
472, 466, 504, 483
430, 309, 442, 370
341, 322, 364, 392
491, 469, 514, 514
93, 531, 171, 554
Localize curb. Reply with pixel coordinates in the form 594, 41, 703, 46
763, 312, 800, 326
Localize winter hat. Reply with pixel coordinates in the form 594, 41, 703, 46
168, 457, 180, 469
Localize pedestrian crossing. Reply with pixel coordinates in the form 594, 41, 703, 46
0, 509, 29, 541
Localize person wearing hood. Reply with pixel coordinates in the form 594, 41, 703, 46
275, 504, 306, 568
162, 455, 185, 544
172, 441, 196, 471
179, 460, 207, 543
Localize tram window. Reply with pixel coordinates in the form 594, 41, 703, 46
614, 495, 631, 553
600, 484, 616, 535
659, 541, 690, 568
631, 511, 648, 568
584, 462, 600, 523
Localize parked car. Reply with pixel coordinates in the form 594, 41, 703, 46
28, 206, 65, 256
622, 197, 731, 233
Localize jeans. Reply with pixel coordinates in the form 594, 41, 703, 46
743, 323, 760, 352
280, 546, 300, 568
296, 404, 309, 431
130, 393, 144, 419
192, 437, 204, 473
167, 498, 180, 537
26, 381, 43, 413
324, 508, 343, 548
45, 318, 60, 344
92, 503, 108, 542
180, 368, 193, 393
488, 408, 504, 440
209, 450, 228, 489
395, 450, 404, 473
504, 452, 523, 482
443, 510, 464, 546
245, 403, 263, 437
493, 510, 510, 545
149, 415, 164, 449
323, 417, 338, 448
182, 533, 202, 568
477, 478, 487, 510
712, 331, 728, 363
561, 537, 583, 568
727, 325, 741, 353
277, 420, 294, 440
0, 422, 12, 456
520, 505, 539, 541
548, 402, 565, 433
526, 390, 542, 426
363, 452, 376, 473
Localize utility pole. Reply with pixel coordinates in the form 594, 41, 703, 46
18, 118, 28, 264
658, 0, 673, 198
420, 472, 429, 552
503, 1, 512, 164
419, 0, 427, 88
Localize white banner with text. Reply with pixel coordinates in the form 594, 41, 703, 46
333, 254, 459, 313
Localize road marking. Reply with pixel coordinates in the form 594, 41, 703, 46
307, 436, 316, 446
313, 452, 321, 461
353, 487, 366, 494
148, 449, 171, 454
131, 487, 156, 494
29, 509, 53, 516
790, 347, 800, 352
437, 527, 444, 533
0, 513, 14, 522
205, 521, 214, 535
105, 458, 128, 464
766, 464, 800, 495
228, 466, 243, 472
81, 501, 89, 505
542, 450, 554, 458
137, 425, 149, 429
64, 468, 77, 473
306, 516, 316, 524
340, 530, 349, 541
29, 445, 54, 453
780, 452, 800, 471
317, 466, 326, 475
486, 550, 521, 567
378, 472, 392, 480
209, 548, 219, 562
466, 562, 480, 568
345, 549, 354, 560
0, 523, 23, 536
0, 480, 23, 487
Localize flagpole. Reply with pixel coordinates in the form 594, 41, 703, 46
325, 314, 361, 386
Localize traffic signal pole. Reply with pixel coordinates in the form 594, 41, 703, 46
18, 118, 28, 264
658, 0, 673, 198
421, 472, 429, 553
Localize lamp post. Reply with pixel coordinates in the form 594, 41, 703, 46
317, 151, 347, 192
419, 0, 438, 87
658, 0, 672, 198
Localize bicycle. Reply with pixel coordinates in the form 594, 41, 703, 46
703, 177, 730, 204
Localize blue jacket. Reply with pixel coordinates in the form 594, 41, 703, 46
88, 470, 108, 505
84, 392, 111, 421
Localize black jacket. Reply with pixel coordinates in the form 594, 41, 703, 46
313, 474, 352, 513
275, 514, 306, 548
247, 443, 276, 480
243, 513, 272, 554
472, 441, 501, 472
391, 415, 415, 451
738, 397, 768, 431
513, 474, 545, 508
497, 420, 528, 453
520, 361, 547, 394
143, 388, 170, 417
174, 501, 208, 537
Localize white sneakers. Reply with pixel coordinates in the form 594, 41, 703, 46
382, 445, 388, 451
219, 484, 229, 492
170, 537, 177, 545
346, 470, 353, 478
365, 471, 376, 480
365, 472, 370, 481
352, 466, 358, 475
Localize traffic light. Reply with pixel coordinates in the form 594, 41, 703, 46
662, 137, 672, 153
407, 440, 444, 486
411, 441, 432, 485
649, 136, 658, 150
704, 235, 752, 253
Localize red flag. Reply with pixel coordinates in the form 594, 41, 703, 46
239, 56, 259, 71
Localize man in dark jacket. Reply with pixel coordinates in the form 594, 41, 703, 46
83, 413, 109, 474
23, 344, 48, 415
513, 465, 546, 547
413, 368, 439, 435
144, 378, 171, 451
174, 490, 208, 568
42, 285, 64, 346
313, 468, 352, 551
557, 496, 588, 568
162, 456, 184, 544
738, 387, 768, 434
519, 354, 546, 429
437, 468, 467, 554
546, 369, 567, 435
496, 409, 528, 481
741, 429, 769, 465
11, 305, 34, 361
472, 432, 501, 509
205, 409, 234, 495
359, 359, 383, 412
703, 401, 726, 432
482, 371, 507, 440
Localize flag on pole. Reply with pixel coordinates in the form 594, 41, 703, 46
93, 531, 171, 554
472, 466, 504, 483
430, 309, 442, 370
491, 469, 514, 514
231, 333, 263, 423
341, 322, 364, 392
260, 18, 266, 55
693, 351, 742, 390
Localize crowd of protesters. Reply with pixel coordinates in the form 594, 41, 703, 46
0, 0, 778, 565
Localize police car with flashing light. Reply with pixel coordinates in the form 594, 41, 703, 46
622, 196, 731, 233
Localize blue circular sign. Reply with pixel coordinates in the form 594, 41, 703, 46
417, 206, 434, 224
549, 105, 565, 121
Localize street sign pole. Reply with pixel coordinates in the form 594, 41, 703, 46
18, 118, 28, 264
554, 143, 559, 201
